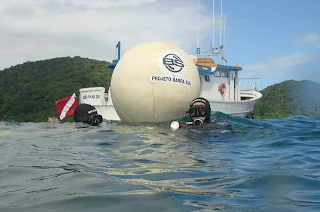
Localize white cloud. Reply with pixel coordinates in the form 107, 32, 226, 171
0, 0, 218, 70
294, 33, 320, 47
242, 52, 318, 78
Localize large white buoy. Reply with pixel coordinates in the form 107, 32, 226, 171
111, 41, 200, 123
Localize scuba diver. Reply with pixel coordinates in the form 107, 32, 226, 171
186, 97, 212, 126
74, 103, 103, 126
170, 97, 229, 130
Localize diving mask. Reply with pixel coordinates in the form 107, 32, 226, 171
187, 105, 207, 118
87, 114, 103, 126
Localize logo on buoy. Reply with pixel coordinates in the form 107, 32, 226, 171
163, 53, 184, 73
158, 50, 186, 77
154, 50, 192, 86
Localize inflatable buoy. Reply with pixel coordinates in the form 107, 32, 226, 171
111, 41, 201, 123
218, 83, 226, 95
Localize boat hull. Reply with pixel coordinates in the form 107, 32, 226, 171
209, 99, 258, 117
208, 90, 262, 117
95, 105, 121, 121
96, 91, 262, 121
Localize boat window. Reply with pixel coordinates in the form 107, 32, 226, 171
221, 70, 229, 78
214, 70, 221, 77
204, 75, 210, 82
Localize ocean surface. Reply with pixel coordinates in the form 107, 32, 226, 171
1, 114, 320, 212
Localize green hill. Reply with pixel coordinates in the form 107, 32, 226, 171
253, 80, 320, 119
1, 57, 319, 122
0, 56, 113, 122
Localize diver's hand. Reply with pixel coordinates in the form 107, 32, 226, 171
170, 121, 188, 131
170, 121, 180, 131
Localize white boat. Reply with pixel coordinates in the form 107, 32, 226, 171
189, 0, 262, 117
78, 50, 262, 120
192, 56, 262, 117
79, 86, 121, 121
79, 0, 262, 120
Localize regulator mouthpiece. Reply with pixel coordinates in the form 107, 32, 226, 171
193, 119, 203, 126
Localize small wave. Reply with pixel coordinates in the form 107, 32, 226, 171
1, 116, 320, 211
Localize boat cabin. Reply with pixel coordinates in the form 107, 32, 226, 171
79, 87, 113, 106
195, 58, 242, 102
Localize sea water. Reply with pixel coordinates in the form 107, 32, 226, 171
0, 114, 320, 212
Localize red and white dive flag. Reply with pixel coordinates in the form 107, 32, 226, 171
55, 93, 78, 120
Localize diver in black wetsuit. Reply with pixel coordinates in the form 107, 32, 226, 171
171, 97, 229, 130
74, 103, 103, 126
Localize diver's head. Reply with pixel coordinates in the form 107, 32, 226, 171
74, 103, 103, 126
186, 97, 211, 125
87, 113, 103, 126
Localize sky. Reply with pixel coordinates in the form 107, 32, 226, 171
0, 0, 319, 90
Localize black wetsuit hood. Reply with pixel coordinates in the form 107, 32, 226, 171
188, 97, 211, 123
74, 103, 102, 126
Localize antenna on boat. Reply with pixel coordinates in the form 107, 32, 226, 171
194, 0, 227, 62
219, 0, 227, 65
211, 0, 215, 53
223, 13, 226, 48
196, 0, 201, 55
220, 0, 223, 48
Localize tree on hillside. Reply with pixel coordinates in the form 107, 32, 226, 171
0, 56, 113, 122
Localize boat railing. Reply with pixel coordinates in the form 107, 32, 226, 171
239, 78, 260, 91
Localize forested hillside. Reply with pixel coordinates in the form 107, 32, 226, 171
253, 80, 320, 119
0, 57, 113, 122
1, 57, 319, 122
